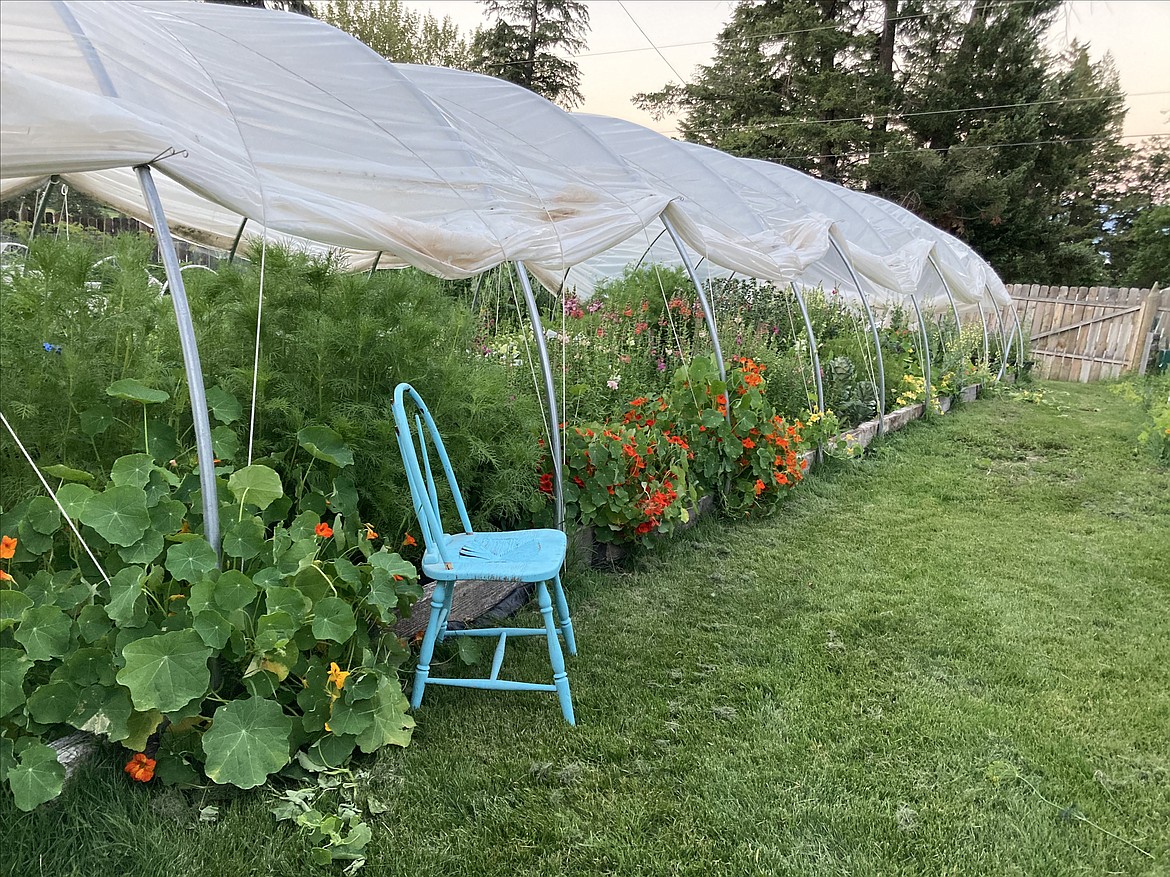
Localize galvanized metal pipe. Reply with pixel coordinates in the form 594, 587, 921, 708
791, 283, 827, 417
908, 294, 932, 415
136, 166, 221, 556
659, 214, 728, 387
829, 237, 885, 434
977, 301, 991, 367
515, 261, 564, 530
927, 253, 963, 340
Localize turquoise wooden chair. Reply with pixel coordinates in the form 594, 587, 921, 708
391, 382, 577, 725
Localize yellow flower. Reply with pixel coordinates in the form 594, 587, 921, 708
327, 662, 349, 691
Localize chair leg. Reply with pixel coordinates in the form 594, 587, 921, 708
536, 580, 575, 725
551, 573, 577, 657
434, 584, 454, 643
410, 581, 448, 710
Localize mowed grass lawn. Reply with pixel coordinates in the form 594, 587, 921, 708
4, 379, 1167, 877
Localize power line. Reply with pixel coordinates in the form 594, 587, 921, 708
483, 0, 1048, 71
616, 0, 687, 85
571, 0, 1048, 60
654, 90, 1170, 137
765, 131, 1168, 165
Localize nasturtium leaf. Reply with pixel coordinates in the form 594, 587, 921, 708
0, 649, 32, 716
8, 742, 66, 811
343, 672, 378, 702
119, 529, 165, 566
116, 629, 212, 714
311, 597, 356, 644
105, 566, 148, 628
296, 664, 331, 733
354, 675, 414, 753
298, 734, 356, 772
76, 604, 112, 643
331, 558, 363, 587
265, 587, 311, 623
42, 463, 95, 484
52, 647, 116, 688
290, 565, 331, 603
296, 425, 354, 468
24, 497, 61, 536
106, 378, 169, 405
27, 681, 82, 725
242, 669, 280, 700
330, 474, 360, 520
187, 579, 216, 616
144, 419, 179, 465
299, 491, 327, 516
55, 483, 94, 519
211, 426, 240, 462
80, 404, 114, 437
222, 516, 266, 561
228, 465, 283, 511
14, 605, 73, 662
254, 611, 298, 655
74, 684, 133, 740
79, 485, 151, 546
201, 697, 293, 789
149, 497, 187, 535
0, 737, 12, 783
370, 552, 416, 580
0, 591, 33, 632
121, 709, 164, 752
363, 572, 397, 625
192, 609, 232, 650
205, 386, 243, 425
324, 695, 374, 737
17, 517, 53, 555
165, 537, 217, 583
110, 454, 157, 489
213, 570, 258, 613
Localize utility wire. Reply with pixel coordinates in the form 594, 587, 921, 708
768, 131, 1167, 164
617, 0, 687, 85
658, 90, 1170, 136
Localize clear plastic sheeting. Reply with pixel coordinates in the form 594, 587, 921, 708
0, 0, 1011, 311
0, 1, 667, 278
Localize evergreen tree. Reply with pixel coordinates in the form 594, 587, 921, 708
635, 0, 885, 184
472, 0, 590, 108
319, 0, 477, 68
637, 0, 1129, 284
205, 0, 314, 15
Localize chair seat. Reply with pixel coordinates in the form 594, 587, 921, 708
422, 529, 568, 583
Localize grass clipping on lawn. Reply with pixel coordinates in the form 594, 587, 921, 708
4, 379, 1168, 877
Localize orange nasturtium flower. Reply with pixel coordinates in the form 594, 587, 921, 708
0, 570, 13, 582
402, 531, 417, 547
124, 753, 156, 783
754, 478, 767, 497
364, 524, 378, 540
314, 522, 334, 539
0, 535, 16, 560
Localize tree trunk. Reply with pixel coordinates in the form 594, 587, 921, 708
525, 0, 539, 90
818, 0, 840, 182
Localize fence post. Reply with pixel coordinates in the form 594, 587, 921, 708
1126, 287, 1161, 374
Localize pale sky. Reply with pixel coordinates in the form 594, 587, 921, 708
411, 0, 1169, 143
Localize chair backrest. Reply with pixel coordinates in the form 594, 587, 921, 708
391, 383, 473, 565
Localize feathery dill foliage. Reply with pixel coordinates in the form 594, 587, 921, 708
1, 233, 181, 480
1, 236, 544, 533
185, 246, 546, 532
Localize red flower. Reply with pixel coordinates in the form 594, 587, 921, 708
402, 531, 418, 547
124, 753, 156, 783
572, 476, 585, 488
315, 522, 333, 539
754, 479, 766, 496
539, 473, 555, 495
742, 438, 755, 449
635, 521, 656, 536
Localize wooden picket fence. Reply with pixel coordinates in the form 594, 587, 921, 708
1008, 284, 1169, 381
